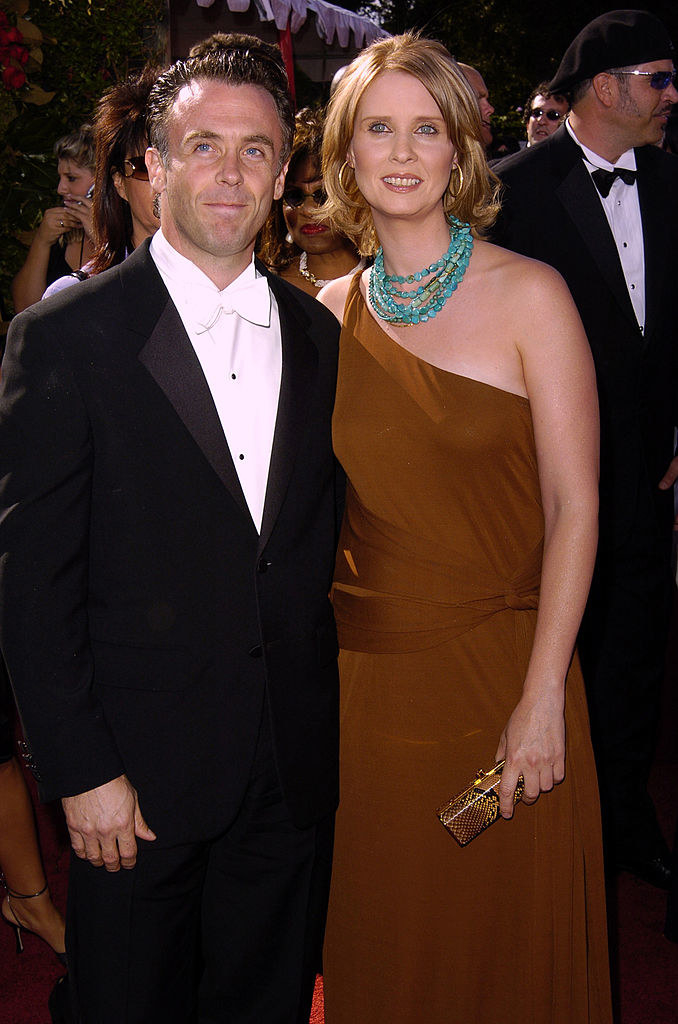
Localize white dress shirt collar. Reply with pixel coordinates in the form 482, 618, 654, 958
565, 118, 637, 172
150, 229, 271, 331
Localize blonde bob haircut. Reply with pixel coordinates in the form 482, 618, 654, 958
322, 32, 500, 257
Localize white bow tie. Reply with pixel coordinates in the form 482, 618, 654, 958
195, 276, 271, 333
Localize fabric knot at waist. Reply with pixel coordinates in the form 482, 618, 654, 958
332, 497, 541, 653
503, 590, 536, 610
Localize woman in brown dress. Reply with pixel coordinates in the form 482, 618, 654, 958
318, 33, 612, 1024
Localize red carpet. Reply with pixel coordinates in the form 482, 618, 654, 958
1, 663, 677, 1024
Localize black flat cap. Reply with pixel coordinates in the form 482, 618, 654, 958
548, 9, 674, 94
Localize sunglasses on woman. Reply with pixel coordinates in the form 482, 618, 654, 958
529, 108, 564, 121
122, 156, 149, 181
282, 186, 327, 208
615, 69, 677, 90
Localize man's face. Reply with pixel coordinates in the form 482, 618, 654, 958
526, 93, 569, 146
463, 67, 494, 148
612, 60, 678, 149
146, 78, 287, 287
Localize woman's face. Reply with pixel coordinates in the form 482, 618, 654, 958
113, 147, 159, 243
282, 157, 348, 255
56, 159, 94, 201
347, 71, 456, 224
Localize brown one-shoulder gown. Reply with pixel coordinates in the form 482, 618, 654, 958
323, 276, 612, 1024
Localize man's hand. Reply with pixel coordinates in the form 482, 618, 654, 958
62, 774, 156, 871
658, 455, 678, 528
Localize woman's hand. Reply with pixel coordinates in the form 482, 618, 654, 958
63, 193, 94, 240
34, 206, 81, 247
495, 689, 565, 819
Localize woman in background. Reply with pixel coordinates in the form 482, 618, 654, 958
319, 32, 611, 1023
12, 125, 95, 312
258, 107, 364, 296
44, 65, 161, 298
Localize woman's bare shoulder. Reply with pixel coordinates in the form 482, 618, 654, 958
476, 238, 570, 296
317, 268, 365, 320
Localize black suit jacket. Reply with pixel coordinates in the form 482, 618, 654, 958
0, 241, 343, 843
493, 126, 678, 547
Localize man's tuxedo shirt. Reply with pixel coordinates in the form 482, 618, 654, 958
492, 126, 678, 547
0, 240, 344, 843
150, 231, 282, 532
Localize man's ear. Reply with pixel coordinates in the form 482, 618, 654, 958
592, 72, 617, 108
145, 147, 167, 195
273, 159, 290, 201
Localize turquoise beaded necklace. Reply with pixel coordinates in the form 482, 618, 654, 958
368, 215, 473, 326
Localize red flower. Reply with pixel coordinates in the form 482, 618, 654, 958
2, 64, 26, 90
10, 44, 28, 65
4, 27, 23, 44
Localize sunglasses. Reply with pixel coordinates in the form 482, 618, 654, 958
282, 186, 327, 208
529, 108, 564, 121
616, 69, 677, 90
122, 156, 149, 181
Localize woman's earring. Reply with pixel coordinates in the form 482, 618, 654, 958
447, 164, 464, 200
285, 232, 293, 244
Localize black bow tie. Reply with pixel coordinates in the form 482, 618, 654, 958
591, 166, 637, 197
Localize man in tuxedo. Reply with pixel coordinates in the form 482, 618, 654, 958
493, 9, 678, 890
0, 39, 343, 1022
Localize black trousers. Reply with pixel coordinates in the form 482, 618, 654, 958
578, 525, 673, 863
66, 709, 334, 1023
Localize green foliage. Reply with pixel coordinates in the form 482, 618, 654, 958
35, 0, 166, 128
0, 0, 166, 325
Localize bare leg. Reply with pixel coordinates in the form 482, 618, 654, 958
0, 756, 65, 956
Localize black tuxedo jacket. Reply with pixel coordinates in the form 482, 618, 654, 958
493, 127, 678, 547
0, 241, 343, 843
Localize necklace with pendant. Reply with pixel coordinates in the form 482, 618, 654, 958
368, 215, 473, 326
298, 250, 367, 289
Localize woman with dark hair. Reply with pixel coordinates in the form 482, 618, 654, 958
318, 31, 611, 1023
11, 125, 96, 312
43, 65, 161, 297
258, 107, 364, 296
88, 63, 163, 273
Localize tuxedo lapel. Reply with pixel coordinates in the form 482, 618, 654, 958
258, 271, 318, 552
636, 147, 669, 343
551, 131, 638, 328
127, 248, 251, 520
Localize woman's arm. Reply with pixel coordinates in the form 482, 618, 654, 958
496, 260, 600, 817
11, 207, 80, 313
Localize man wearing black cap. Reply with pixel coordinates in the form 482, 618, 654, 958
493, 9, 678, 891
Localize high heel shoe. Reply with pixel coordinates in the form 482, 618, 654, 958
2, 882, 67, 966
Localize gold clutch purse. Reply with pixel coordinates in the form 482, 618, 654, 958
436, 760, 524, 846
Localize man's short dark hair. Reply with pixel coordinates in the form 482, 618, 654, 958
523, 82, 570, 122
569, 78, 591, 107
147, 36, 294, 168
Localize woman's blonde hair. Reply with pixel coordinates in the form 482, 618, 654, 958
322, 32, 500, 257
